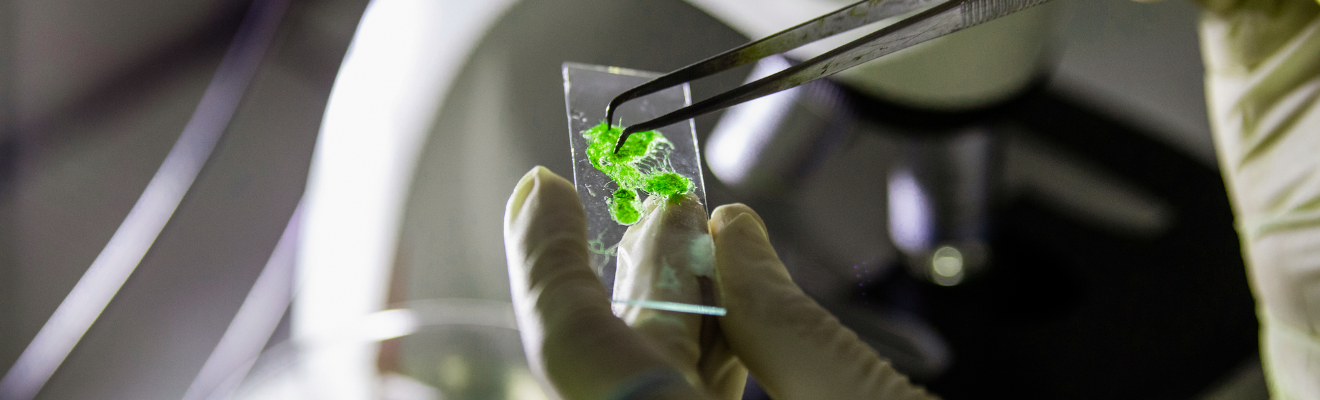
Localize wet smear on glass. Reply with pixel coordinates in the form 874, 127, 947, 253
564, 62, 716, 315
581, 122, 693, 225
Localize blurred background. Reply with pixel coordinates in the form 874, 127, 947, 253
0, 0, 1265, 399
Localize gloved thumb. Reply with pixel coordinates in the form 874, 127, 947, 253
504, 166, 711, 400
613, 194, 748, 399
709, 204, 937, 400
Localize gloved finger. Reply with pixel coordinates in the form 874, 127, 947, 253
613, 194, 748, 399
504, 166, 710, 400
709, 204, 937, 400
614, 194, 707, 373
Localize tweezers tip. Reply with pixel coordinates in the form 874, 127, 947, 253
612, 127, 632, 155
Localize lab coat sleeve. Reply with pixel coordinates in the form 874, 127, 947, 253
1198, 0, 1320, 398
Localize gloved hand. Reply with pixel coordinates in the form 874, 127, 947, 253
1192, 0, 1320, 397
504, 166, 935, 399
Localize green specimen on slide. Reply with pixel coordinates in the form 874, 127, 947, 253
610, 188, 642, 226
583, 121, 692, 225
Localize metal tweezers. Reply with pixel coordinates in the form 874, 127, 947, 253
608, 0, 1051, 153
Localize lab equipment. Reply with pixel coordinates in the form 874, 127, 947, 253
561, 63, 720, 316
606, 0, 1053, 153
704, 55, 855, 197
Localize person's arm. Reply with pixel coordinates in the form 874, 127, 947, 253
1195, 0, 1320, 397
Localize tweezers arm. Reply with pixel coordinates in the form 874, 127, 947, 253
614, 0, 1052, 152
604, 0, 941, 127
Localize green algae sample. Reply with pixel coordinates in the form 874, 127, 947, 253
608, 188, 643, 225
582, 121, 693, 224
643, 172, 692, 196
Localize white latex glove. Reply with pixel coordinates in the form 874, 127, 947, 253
1196, 0, 1320, 397
504, 166, 935, 399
